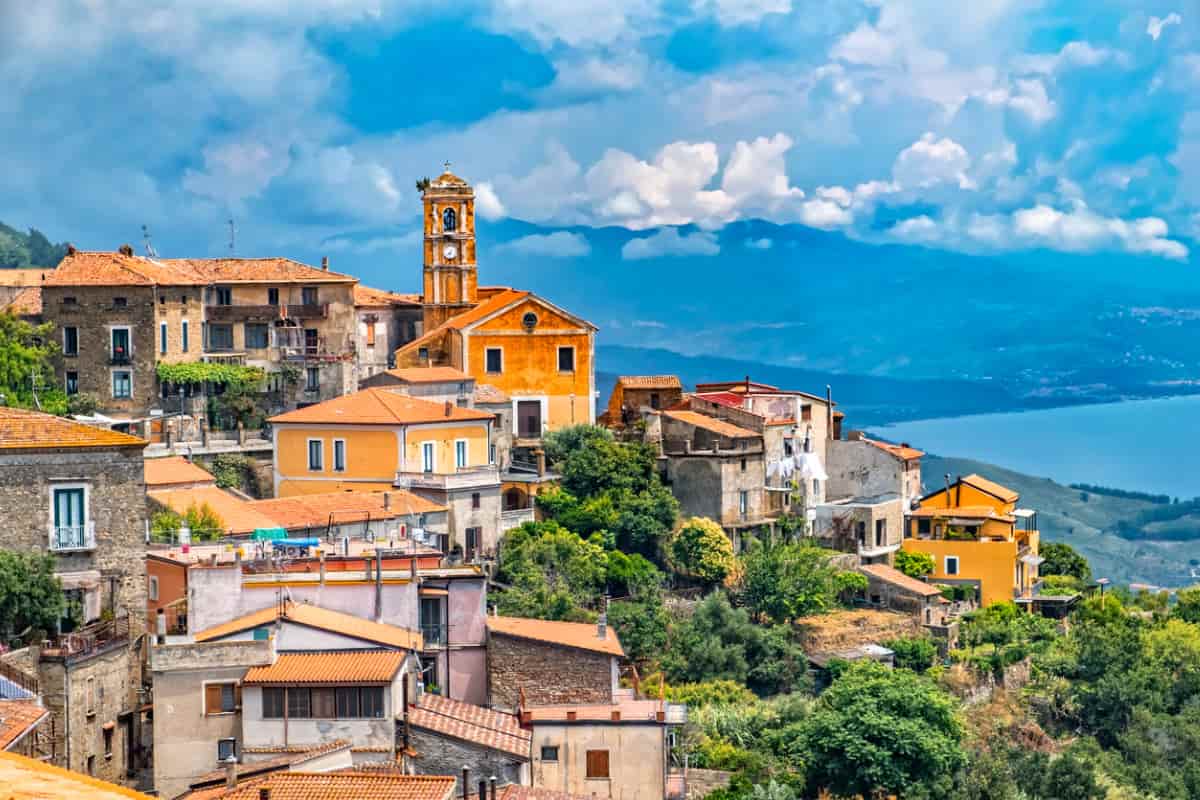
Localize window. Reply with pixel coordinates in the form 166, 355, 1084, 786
586, 750, 610, 779
208, 323, 234, 351
650, 392, 661, 409
557, 346, 575, 372
489, 444, 496, 465
455, 439, 468, 469
916, 518, 931, 536
740, 458, 746, 472
465, 526, 481, 561
738, 490, 748, 517
333, 439, 346, 472
856, 521, 866, 545
305, 367, 320, 392
336, 687, 361, 718
267, 287, 279, 305
103, 725, 113, 758
181, 295, 188, 305
62, 296, 77, 305
181, 320, 189, 352
875, 519, 887, 547
485, 347, 503, 373
262, 688, 285, 719
110, 328, 130, 361
541, 745, 560, 762
217, 738, 238, 762
442, 207, 457, 231
366, 321, 376, 347
112, 371, 131, 399
87, 755, 95, 775
945, 556, 960, 576
783, 438, 794, 457
421, 442, 435, 473
63, 327, 78, 356
214, 286, 232, 305
159, 295, 165, 305
420, 598, 444, 645
812, 478, 820, 495
52, 487, 86, 550
148, 575, 159, 602
65, 372, 78, 395
301, 287, 318, 306
801, 405, 813, 422
521, 311, 538, 330
418, 346, 429, 361
245, 323, 269, 350
304, 328, 319, 354
160, 322, 168, 354
311, 688, 336, 719
86, 677, 96, 716
287, 687, 311, 719
360, 687, 384, 718
113, 296, 127, 308
307, 440, 323, 471
472, 492, 481, 510
205, 682, 240, 715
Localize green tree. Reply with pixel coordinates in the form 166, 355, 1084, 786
543, 423, 614, 466
895, 549, 936, 579
0, 232, 30, 269
1174, 584, 1200, 624
739, 541, 855, 623
496, 522, 609, 620
886, 635, 938, 672
0, 312, 66, 414
608, 596, 668, 666
670, 517, 735, 585
798, 660, 965, 799
1040, 542, 1092, 582
0, 550, 66, 644
185, 502, 226, 541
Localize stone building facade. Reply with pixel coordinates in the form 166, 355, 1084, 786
406, 694, 529, 794
485, 618, 621, 711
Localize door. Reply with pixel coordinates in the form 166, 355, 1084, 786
53, 488, 85, 548
517, 400, 542, 438
304, 328, 319, 354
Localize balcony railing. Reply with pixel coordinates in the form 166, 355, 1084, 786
421, 623, 446, 648
108, 354, 131, 366
50, 522, 96, 551
207, 303, 329, 321
396, 465, 500, 491
501, 508, 535, 531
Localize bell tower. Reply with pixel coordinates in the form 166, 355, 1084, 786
422, 163, 478, 330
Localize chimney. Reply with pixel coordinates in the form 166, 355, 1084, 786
321, 256, 329, 271
383, 492, 391, 511
490, 777, 498, 800
258, 789, 270, 800
478, 780, 487, 800
444, 400, 453, 417
118, 243, 134, 257
597, 599, 608, 639
66, 243, 77, 255
224, 755, 238, 789
462, 767, 470, 800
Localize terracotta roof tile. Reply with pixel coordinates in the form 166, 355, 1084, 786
395, 291, 530, 358
0, 701, 49, 750
148, 486, 278, 536
859, 564, 945, 598
0, 268, 51, 287
45, 251, 204, 286
862, 438, 924, 461
0, 750, 154, 799
195, 601, 423, 650
243, 651, 407, 686
163, 257, 356, 284
487, 616, 623, 657
661, 410, 759, 439
269, 388, 494, 426
378, 367, 472, 384
910, 505, 1015, 523
617, 375, 681, 389
408, 694, 530, 759
188, 741, 352, 791
355, 285, 422, 307
208, 772, 455, 800
144, 456, 215, 488
5, 286, 42, 315
0, 407, 146, 451
247, 491, 446, 530
498, 788, 596, 800
961, 474, 1019, 503
520, 699, 666, 722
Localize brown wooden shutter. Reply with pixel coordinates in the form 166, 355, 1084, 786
205, 684, 223, 715
235, 684, 243, 710
586, 750, 609, 779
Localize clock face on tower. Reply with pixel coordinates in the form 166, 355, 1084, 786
442, 243, 458, 260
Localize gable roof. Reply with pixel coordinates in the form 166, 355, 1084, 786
144, 456, 215, 488
5, 286, 42, 316
661, 409, 759, 439
0, 407, 146, 451
408, 694, 530, 759
909, 505, 1015, 523
859, 564, 945, 599
0, 269, 50, 287
378, 367, 472, 384
692, 391, 746, 410
960, 473, 1020, 504
194, 601, 423, 651
0, 701, 49, 750
247, 491, 445, 530
487, 616, 623, 657
269, 388, 494, 426
862, 438, 924, 462
0, 750, 153, 799
355, 285, 421, 307
163, 257, 356, 285
148, 486, 278, 536
45, 250, 204, 286
200, 772, 456, 800
243, 651, 407, 686
187, 741, 352, 793
617, 375, 682, 390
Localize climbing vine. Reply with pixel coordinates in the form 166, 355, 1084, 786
156, 361, 265, 387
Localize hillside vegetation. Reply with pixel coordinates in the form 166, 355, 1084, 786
0, 221, 69, 268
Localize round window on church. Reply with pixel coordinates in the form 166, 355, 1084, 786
522, 312, 538, 331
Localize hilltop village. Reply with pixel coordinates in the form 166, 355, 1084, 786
0, 170, 1147, 800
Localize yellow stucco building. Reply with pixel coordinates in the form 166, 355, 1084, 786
902, 473, 1041, 607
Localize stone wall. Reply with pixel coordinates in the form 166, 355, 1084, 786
686, 768, 732, 799
487, 633, 614, 710
408, 727, 525, 794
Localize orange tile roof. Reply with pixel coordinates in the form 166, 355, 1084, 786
144, 455, 215, 488
497, 788, 595, 800
148, 486, 278, 536
269, 388, 494, 426
961, 474, 1020, 504
243, 651, 407, 686
859, 564, 945, 598
862, 438, 924, 461
0, 701, 49, 750
661, 409, 759, 439
521, 699, 665, 722
910, 505, 1015, 523
395, 291, 531, 358
195, 601, 423, 650
45, 250, 204, 286
355, 285, 422, 307
487, 616, 623, 657
617, 375, 681, 389
163, 257, 356, 284
408, 694, 530, 758
0, 268, 50, 287
0, 750, 154, 799
5, 286, 42, 315
188, 741, 352, 792
248, 490, 446, 530
378, 366, 472, 384
0, 407, 146, 451
206, 772, 455, 800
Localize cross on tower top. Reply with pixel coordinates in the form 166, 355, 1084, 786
443, 160, 452, 172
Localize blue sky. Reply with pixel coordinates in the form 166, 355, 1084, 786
2, 0, 1199, 293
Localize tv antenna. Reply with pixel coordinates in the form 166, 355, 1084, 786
142, 224, 158, 258
228, 218, 236, 255
29, 369, 43, 411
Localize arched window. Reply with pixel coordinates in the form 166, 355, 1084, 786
442, 208, 457, 232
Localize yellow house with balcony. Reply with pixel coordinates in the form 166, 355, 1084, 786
269, 387, 502, 557
902, 473, 1041, 607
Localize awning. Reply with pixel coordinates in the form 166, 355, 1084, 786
418, 587, 449, 596
1020, 554, 1045, 567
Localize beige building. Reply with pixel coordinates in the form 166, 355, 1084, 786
353, 285, 423, 383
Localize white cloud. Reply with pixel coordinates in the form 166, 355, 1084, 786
721, 133, 806, 209
322, 230, 422, 254
588, 141, 735, 229
632, 319, 667, 328
182, 139, 291, 207
1148, 13, 1182, 41
495, 231, 592, 257
487, 0, 658, 46
831, 23, 897, 67
888, 215, 940, 242
892, 133, 974, 189
1008, 78, 1056, 124
621, 227, 720, 259
1012, 203, 1188, 259
745, 237, 773, 249
475, 182, 506, 220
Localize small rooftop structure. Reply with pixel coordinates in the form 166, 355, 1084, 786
808, 643, 895, 669
408, 694, 530, 759
194, 600, 423, 650
858, 564, 945, 599
486, 616, 624, 658
269, 388, 494, 426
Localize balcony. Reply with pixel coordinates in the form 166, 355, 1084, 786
396, 465, 500, 491
108, 353, 132, 366
206, 303, 329, 322
501, 507, 535, 531
50, 522, 96, 552
203, 352, 247, 365
421, 623, 446, 648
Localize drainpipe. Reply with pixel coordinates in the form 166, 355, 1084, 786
374, 550, 383, 622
